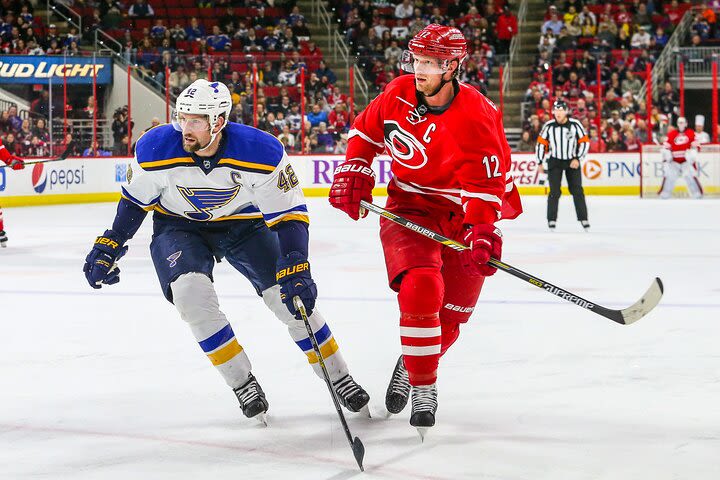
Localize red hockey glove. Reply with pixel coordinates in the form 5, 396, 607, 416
461, 224, 503, 277
8, 156, 24, 170
329, 160, 375, 220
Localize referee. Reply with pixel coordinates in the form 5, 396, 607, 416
536, 99, 590, 231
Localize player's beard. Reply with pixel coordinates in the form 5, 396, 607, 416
182, 135, 206, 153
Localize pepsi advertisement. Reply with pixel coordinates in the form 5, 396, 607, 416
0, 157, 129, 206
0, 55, 113, 85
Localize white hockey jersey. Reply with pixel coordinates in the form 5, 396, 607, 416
122, 123, 308, 227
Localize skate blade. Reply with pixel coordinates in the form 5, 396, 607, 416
359, 405, 371, 419
253, 412, 268, 427
416, 427, 429, 442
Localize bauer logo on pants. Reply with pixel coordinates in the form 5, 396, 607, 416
32, 163, 47, 193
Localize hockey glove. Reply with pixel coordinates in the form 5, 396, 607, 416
329, 160, 375, 220
7, 156, 24, 170
461, 224, 503, 277
83, 230, 129, 289
276, 251, 317, 319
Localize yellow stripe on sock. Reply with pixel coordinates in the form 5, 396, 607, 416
207, 339, 243, 366
306, 337, 339, 364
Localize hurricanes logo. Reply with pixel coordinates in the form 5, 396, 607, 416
383, 120, 428, 169
177, 185, 241, 221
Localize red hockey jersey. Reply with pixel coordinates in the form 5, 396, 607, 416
345, 75, 522, 225
663, 128, 697, 162
0, 138, 15, 164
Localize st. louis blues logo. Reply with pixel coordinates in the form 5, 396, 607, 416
167, 251, 182, 268
177, 185, 241, 221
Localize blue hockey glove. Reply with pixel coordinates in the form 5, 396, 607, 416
83, 230, 128, 289
276, 251, 317, 319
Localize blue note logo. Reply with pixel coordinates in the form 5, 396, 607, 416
177, 185, 241, 221
167, 251, 182, 268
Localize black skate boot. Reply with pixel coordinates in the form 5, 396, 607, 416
332, 374, 370, 414
410, 384, 438, 441
0, 230, 7, 248
385, 356, 410, 414
580, 220, 590, 232
548, 221, 557, 231
233, 373, 269, 425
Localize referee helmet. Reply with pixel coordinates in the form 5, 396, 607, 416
552, 99, 568, 111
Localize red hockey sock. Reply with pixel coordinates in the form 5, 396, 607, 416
398, 268, 443, 386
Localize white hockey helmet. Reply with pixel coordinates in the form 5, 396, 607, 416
677, 116, 687, 131
175, 79, 232, 151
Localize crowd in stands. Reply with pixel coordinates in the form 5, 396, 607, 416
519, 0, 718, 153
0, 0, 361, 155
329, 0, 518, 94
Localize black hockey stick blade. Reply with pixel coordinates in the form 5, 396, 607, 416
359, 201, 664, 325
352, 436, 365, 472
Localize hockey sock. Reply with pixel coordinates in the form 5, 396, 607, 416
261, 285, 349, 382
398, 268, 444, 386
0, 208, 4, 231
172, 273, 252, 389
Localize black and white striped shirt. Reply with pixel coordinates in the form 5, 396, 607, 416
535, 118, 589, 163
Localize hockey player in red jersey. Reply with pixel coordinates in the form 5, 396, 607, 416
329, 24, 522, 435
0, 138, 26, 247
659, 116, 703, 199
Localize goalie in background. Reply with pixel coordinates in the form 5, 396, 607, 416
659, 116, 703, 199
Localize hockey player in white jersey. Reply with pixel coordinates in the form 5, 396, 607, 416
83, 80, 369, 421
659, 116, 703, 199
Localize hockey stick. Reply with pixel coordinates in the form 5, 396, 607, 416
293, 296, 365, 472
0, 144, 73, 169
359, 200, 663, 325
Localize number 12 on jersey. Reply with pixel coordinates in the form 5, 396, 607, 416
482, 155, 502, 178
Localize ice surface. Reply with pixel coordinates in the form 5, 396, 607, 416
1, 196, 719, 480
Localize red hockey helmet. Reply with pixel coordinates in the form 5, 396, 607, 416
402, 24, 468, 75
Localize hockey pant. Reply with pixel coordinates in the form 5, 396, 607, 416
151, 218, 348, 391
659, 154, 703, 199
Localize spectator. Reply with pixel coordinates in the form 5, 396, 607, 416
496, 5, 518, 54
278, 124, 296, 152
588, 126, 606, 152
150, 18, 166, 39
31, 118, 50, 142
327, 102, 349, 133
631, 26, 651, 48
334, 132, 349, 154
207, 25, 230, 51
169, 64, 190, 93
1, 132, 20, 155
605, 129, 627, 152
306, 103, 328, 127
542, 12, 564, 35
83, 140, 112, 157
516, 130, 535, 152
621, 71, 642, 99
316, 122, 335, 152
128, 0, 154, 18
658, 81, 679, 116
185, 17, 204, 41
6, 106, 22, 132
394, 0, 413, 19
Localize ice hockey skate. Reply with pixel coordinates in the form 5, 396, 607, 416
0, 230, 7, 248
385, 356, 410, 414
410, 384, 438, 441
233, 374, 269, 426
548, 221, 556, 231
580, 220, 590, 231
332, 374, 370, 415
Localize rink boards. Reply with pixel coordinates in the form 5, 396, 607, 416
1, 152, 718, 207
